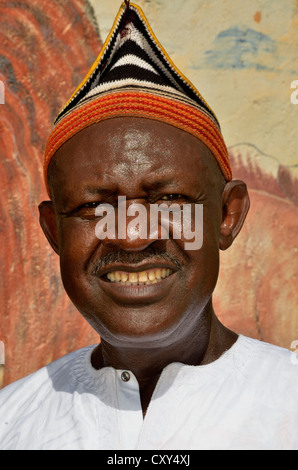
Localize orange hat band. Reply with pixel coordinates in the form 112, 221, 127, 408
44, 91, 232, 196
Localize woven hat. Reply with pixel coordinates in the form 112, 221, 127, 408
44, 0, 232, 196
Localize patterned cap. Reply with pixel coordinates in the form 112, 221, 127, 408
44, 1, 232, 196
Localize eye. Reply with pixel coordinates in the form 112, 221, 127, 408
159, 194, 187, 206
82, 202, 99, 209
160, 194, 184, 201
64, 201, 102, 219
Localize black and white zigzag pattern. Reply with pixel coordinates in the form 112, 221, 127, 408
56, 3, 218, 126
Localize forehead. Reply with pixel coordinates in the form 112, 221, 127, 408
49, 117, 223, 199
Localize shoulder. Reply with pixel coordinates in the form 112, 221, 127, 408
237, 335, 297, 369
235, 335, 298, 394
0, 345, 95, 404
0, 346, 95, 448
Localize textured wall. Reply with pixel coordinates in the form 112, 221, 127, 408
91, 0, 298, 167
0, 0, 297, 388
0, 0, 101, 387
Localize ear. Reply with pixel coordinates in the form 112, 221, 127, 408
38, 201, 60, 255
219, 180, 250, 251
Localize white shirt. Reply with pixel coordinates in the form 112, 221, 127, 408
0, 335, 297, 450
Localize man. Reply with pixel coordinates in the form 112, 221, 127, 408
0, 1, 297, 450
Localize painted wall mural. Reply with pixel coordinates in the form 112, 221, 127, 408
0, 0, 297, 388
0, 0, 101, 387
214, 144, 298, 348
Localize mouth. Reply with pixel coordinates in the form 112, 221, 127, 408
105, 267, 173, 286
93, 261, 178, 303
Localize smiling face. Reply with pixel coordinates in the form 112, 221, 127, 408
44, 117, 227, 348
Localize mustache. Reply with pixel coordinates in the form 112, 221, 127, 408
91, 246, 182, 274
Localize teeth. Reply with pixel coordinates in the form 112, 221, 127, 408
106, 268, 173, 285
138, 271, 148, 282
107, 272, 115, 282
129, 272, 138, 283
161, 268, 167, 278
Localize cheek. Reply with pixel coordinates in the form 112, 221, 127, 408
167, 201, 221, 251
57, 219, 99, 288
180, 209, 221, 297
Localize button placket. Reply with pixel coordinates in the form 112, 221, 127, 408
116, 369, 143, 449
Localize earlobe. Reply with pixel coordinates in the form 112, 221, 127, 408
38, 201, 60, 255
219, 180, 250, 251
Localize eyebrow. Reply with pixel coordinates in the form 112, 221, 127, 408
141, 178, 183, 192
71, 184, 120, 198
80, 176, 181, 195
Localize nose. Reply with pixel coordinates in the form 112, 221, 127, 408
96, 200, 160, 252
105, 235, 156, 252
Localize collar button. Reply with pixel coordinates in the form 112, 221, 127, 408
121, 371, 131, 382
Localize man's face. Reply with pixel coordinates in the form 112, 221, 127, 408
47, 117, 225, 348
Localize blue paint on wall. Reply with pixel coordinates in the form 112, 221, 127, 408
204, 27, 277, 70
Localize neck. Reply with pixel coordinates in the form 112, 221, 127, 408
91, 304, 237, 416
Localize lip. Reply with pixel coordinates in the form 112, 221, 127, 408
92, 260, 179, 304
94, 260, 179, 278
